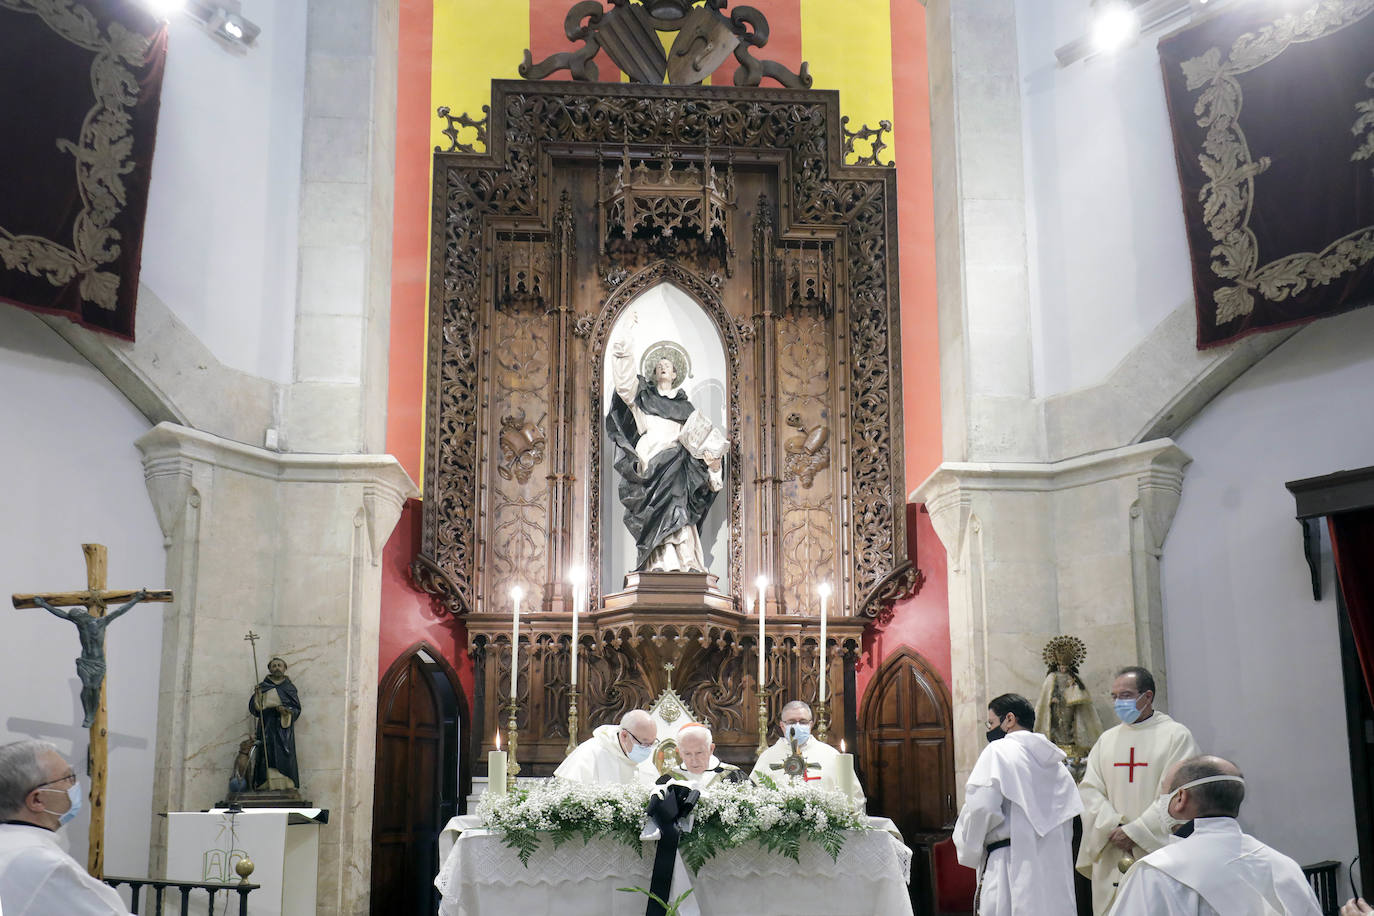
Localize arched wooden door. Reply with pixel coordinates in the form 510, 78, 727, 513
860, 648, 956, 838
370, 644, 466, 916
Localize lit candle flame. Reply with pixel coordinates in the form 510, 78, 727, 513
755, 574, 769, 590
495, 730, 501, 751
567, 566, 585, 586
840, 738, 846, 753
817, 582, 832, 598
510, 585, 524, 602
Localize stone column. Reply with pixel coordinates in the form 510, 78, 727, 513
138, 422, 416, 916
915, 441, 1190, 786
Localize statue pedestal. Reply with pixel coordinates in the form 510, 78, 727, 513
602, 570, 733, 615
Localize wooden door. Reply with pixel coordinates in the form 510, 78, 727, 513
370, 646, 463, 915
860, 648, 955, 838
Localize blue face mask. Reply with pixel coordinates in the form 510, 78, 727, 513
785, 723, 811, 746
1114, 697, 1142, 725
623, 730, 654, 764
39, 784, 82, 827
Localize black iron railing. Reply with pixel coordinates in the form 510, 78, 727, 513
102, 875, 260, 915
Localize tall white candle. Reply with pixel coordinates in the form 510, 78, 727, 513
489, 729, 507, 797
568, 567, 584, 689
818, 582, 831, 702
509, 585, 523, 700
755, 575, 768, 690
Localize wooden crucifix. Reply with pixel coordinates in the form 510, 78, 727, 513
11, 543, 172, 877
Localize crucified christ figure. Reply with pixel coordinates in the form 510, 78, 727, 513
34, 590, 149, 727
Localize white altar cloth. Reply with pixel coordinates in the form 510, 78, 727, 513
435, 823, 912, 916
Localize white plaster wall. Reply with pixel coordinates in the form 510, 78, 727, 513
0, 308, 165, 878
1015, 0, 1196, 397
139, 0, 308, 384
1163, 305, 1374, 893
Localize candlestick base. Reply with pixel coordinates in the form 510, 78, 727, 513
506, 702, 522, 790
756, 688, 770, 757
565, 688, 580, 757
814, 700, 831, 745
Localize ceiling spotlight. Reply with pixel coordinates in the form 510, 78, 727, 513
187, 0, 260, 53
1091, 1, 1140, 53
222, 18, 243, 38
142, 0, 186, 17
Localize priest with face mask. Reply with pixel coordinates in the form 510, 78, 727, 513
1109, 756, 1322, 915
749, 700, 865, 806
1077, 666, 1200, 915
554, 709, 659, 786
952, 693, 1082, 915
0, 740, 130, 915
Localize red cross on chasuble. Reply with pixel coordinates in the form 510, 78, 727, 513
1114, 747, 1148, 782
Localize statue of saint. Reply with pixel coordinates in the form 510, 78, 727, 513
248, 656, 302, 791
606, 309, 727, 573
1034, 636, 1103, 769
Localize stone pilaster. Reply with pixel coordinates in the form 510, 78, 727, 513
138, 422, 416, 916
915, 440, 1191, 788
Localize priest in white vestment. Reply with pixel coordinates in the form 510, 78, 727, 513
554, 709, 659, 785
1077, 666, 1199, 915
0, 740, 130, 915
953, 693, 1082, 915
750, 700, 865, 807
669, 724, 745, 790
1110, 756, 1322, 916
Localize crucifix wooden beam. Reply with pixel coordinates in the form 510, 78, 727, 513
11, 543, 172, 878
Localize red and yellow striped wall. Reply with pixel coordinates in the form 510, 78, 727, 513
381, 1, 947, 691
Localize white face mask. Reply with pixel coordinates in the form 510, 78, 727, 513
622, 729, 654, 764
1164, 774, 1246, 817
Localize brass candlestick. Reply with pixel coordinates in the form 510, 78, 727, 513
565, 687, 580, 757
506, 701, 521, 790
756, 687, 770, 757
814, 696, 831, 744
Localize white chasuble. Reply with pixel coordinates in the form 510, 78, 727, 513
1109, 818, 1323, 916
553, 724, 657, 786
952, 730, 1082, 916
749, 738, 866, 807
1076, 712, 1199, 915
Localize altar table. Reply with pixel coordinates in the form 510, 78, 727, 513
435, 823, 913, 916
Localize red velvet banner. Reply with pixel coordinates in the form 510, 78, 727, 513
0, 0, 167, 340
1330, 511, 1374, 706
1159, 2, 1374, 349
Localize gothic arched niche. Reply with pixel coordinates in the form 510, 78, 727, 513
412, 77, 917, 773
600, 281, 731, 590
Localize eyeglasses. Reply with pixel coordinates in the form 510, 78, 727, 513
30, 771, 76, 793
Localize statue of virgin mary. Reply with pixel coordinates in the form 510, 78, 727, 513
605, 309, 727, 573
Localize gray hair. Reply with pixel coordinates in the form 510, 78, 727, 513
677, 725, 712, 748
0, 740, 59, 818
780, 700, 813, 721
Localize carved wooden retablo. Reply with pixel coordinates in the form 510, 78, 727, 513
412, 13, 919, 774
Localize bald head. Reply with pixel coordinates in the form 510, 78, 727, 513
1167, 755, 1245, 819
617, 709, 656, 757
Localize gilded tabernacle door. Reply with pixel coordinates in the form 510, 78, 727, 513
411, 40, 919, 773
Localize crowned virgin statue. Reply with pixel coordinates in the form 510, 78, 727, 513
605, 308, 728, 573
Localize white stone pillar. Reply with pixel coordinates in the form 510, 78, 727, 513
915, 440, 1190, 787
138, 422, 416, 916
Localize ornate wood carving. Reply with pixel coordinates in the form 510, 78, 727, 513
416, 78, 909, 773
519, 0, 811, 89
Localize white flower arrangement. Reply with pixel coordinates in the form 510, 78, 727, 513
476, 776, 869, 871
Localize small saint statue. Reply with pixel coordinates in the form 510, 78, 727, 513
1033, 636, 1103, 775
605, 308, 728, 572
248, 657, 302, 791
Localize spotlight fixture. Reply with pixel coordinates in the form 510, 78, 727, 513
169, 0, 261, 53
1054, 0, 1199, 67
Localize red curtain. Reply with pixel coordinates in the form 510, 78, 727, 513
1330, 511, 1374, 705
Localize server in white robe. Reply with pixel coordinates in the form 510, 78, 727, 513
1110, 756, 1322, 916
1077, 665, 1199, 914
0, 740, 129, 915
554, 709, 659, 785
953, 693, 1082, 915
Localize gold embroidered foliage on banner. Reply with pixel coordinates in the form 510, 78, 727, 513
1181, 0, 1374, 325
1355, 73, 1374, 167
0, 0, 150, 311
